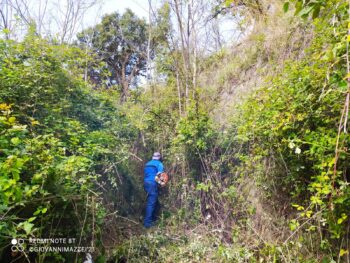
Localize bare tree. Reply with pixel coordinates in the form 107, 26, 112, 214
35, 0, 49, 35
171, 0, 191, 111
161, 0, 240, 115
54, 0, 99, 43
0, 0, 100, 42
0, 0, 12, 39
0, 0, 33, 39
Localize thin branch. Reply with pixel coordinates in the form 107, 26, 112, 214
283, 210, 323, 245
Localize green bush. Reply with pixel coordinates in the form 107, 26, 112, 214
233, 0, 350, 256
0, 33, 138, 261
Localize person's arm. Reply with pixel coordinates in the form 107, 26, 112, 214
155, 162, 165, 185
157, 162, 164, 174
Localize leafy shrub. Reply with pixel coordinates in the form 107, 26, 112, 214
0, 34, 138, 261
233, 0, 350, 256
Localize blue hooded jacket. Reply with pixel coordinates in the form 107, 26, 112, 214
144, 159, 164, 183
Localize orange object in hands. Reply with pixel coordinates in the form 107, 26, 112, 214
155, 172, 169, 187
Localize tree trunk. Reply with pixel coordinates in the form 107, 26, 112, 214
121, 62, 128, 102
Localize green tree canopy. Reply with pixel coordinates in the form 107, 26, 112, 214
77, 9, 148, 101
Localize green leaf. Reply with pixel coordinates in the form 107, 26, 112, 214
310, 195, 323, 205
312, 4, 321, 19
289, 219, 300, 231
337, 218, 344, 224
2, 28, 10, 34
28, 217, 36, 222
340, 249, 348, 257
283, 2, 290, 13
33, 210, 40, 216
337, 213, 348, 224
298, 6, 313, 18
22, 221, 34, 235
10, 137, 21, 145
8, 116, 16, 124
305, 211, 312, 218
32, 173, 43, 181
294, 1, 303, 15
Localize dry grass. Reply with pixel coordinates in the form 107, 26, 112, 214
199, 0, 313, 127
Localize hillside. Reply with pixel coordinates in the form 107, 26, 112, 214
0, 0, 349, 262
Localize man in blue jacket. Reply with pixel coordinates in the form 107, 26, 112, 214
143, 152, 164, 228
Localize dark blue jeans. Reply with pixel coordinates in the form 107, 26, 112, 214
143, 181, 160, 228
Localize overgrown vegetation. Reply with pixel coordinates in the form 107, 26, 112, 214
0, 31, 140, 262
0, 0, 349, 262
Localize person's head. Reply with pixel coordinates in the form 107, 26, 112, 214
152, 152, 162, 161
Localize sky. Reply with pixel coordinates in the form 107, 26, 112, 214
1, 0, 239, 48
103, 0, 150, 18
82, 0, 240, 48
83, 0, 152, 29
